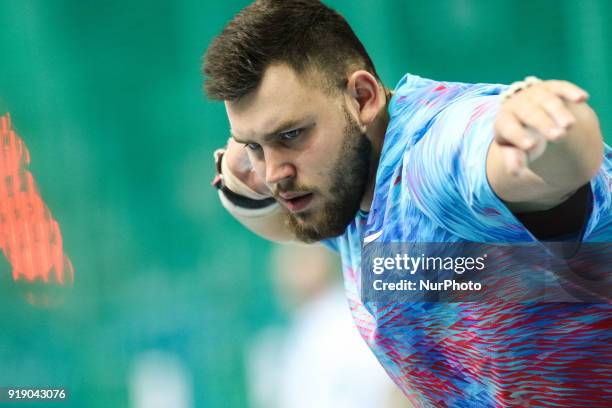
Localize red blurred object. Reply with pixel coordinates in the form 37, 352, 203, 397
0, 113, 74, 284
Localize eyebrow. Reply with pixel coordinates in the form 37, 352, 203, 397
231, 118, 304, 144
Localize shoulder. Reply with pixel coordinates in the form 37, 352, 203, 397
386, 74, 505, 150
391, 74, 506, 112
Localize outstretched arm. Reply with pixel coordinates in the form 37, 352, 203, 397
487, 79, 604, 216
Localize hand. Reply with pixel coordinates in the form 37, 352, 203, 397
494, 80, 589, 175
223, 137, 272, 197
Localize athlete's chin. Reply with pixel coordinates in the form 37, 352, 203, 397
291, 223, 347, 243
286, 210, 354, 243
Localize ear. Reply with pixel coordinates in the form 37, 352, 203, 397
345, 70, 384, 127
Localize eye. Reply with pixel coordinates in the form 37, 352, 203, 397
245, 142, 262, 152
279, 128, 302, 141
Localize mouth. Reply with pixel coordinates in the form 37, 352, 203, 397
278, 192, 314, 213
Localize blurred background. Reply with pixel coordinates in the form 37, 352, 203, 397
0, 0, 610, 407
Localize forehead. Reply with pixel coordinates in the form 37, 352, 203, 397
225, 64, 333, 140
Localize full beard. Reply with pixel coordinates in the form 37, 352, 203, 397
285, 109, 372, 243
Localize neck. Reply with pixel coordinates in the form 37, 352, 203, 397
360, 90, 391, 212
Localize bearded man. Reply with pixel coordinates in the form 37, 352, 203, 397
204, 1, 611, 406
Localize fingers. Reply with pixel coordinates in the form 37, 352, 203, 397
495, 110, 530, 149
524, 128, 547, 162
225, 134, 255, 176
494, 79, 589, 173
499, 80, 588, 141
495, 110, 547, 161
534, 92, 576, 131
513, 101, 561, 139
498, 143, 528, 177
223, 138, 273, 197
544, 80, 589, 103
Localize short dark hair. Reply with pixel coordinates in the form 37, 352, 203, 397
203, 0, 379, 101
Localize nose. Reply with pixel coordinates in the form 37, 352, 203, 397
264, 148, 296, 186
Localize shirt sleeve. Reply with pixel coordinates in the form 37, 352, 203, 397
404, 89, 612, 243
583, 144, 612, 242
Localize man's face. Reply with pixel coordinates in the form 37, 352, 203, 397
226, 64, 372, 242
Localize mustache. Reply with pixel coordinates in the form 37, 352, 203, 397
272, 181, 319, 199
